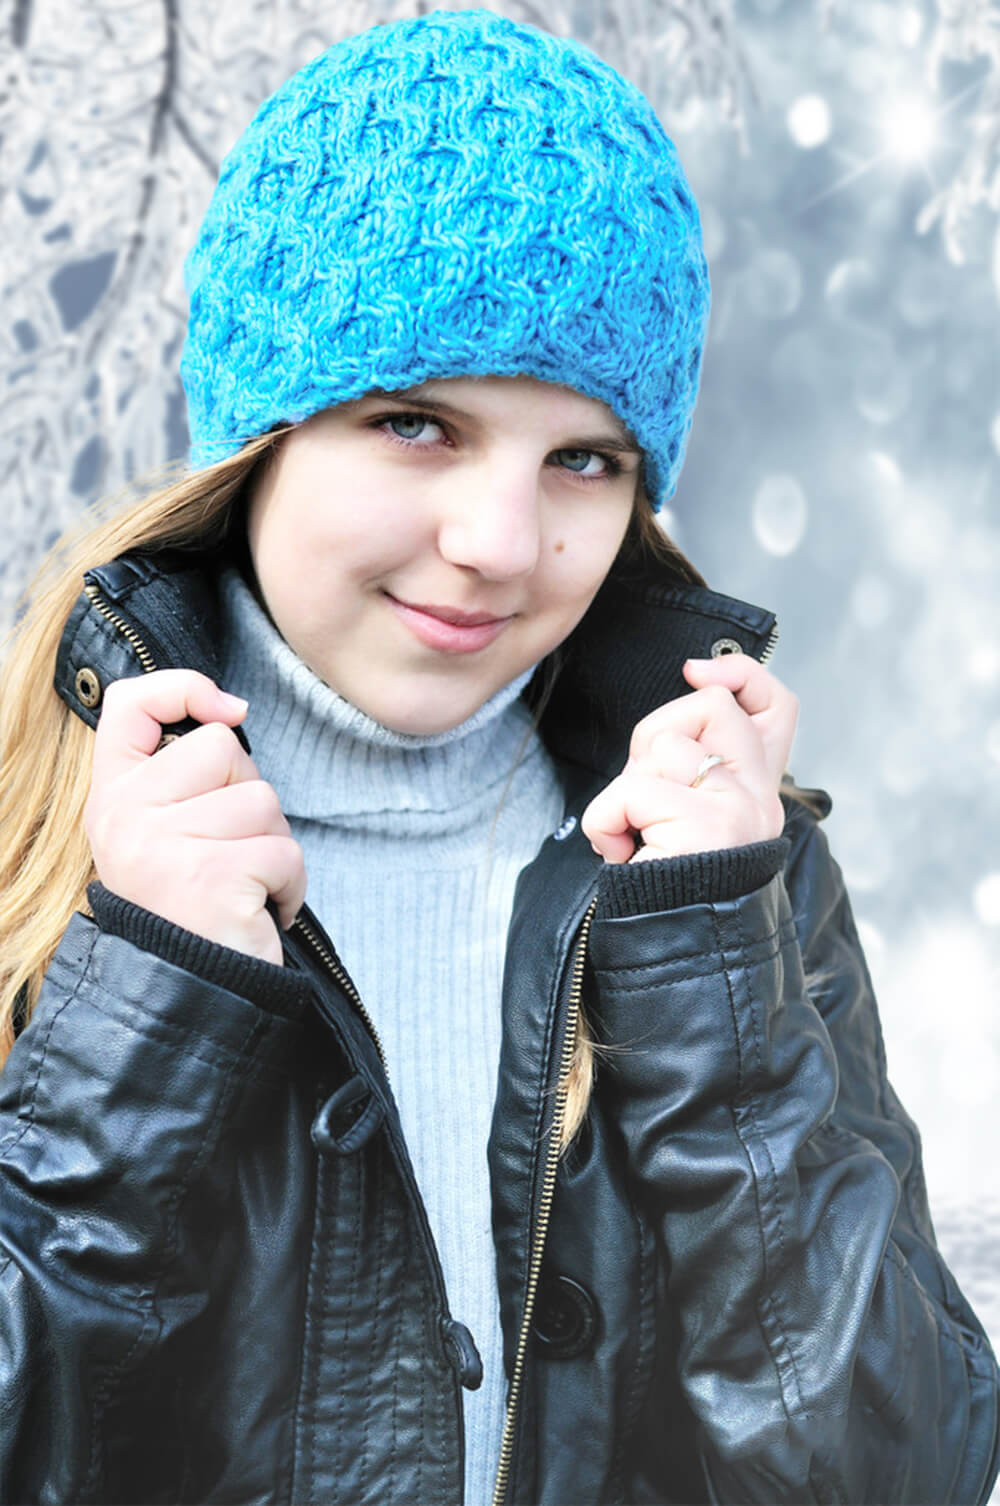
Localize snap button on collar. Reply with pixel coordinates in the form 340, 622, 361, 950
710, 637, 744, 657
74, 666, 102, 709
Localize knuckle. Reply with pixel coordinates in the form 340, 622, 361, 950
237, 780, 279, 826
648, 727, 678, 761
628, 710, 658, 756
255, 781, 285, 825
284, 835, 306, 874
199, 719, 236, 752
191, 721, 239, 774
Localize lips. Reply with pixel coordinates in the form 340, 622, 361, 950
384, 593, 514, 654
388, 596, 509, 627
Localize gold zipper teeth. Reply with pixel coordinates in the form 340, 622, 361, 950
759, 621, 780, 665
84, 583, 158, 673
490, 893, 598, 1506
292, 913, 390, 1079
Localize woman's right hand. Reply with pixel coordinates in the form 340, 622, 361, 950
84, 669, 306, 966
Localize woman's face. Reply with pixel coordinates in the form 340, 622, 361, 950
245, 374, 642, 734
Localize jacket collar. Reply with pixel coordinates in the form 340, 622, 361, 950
54, 539, 778, 789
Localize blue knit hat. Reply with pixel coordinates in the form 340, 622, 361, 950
180, 7, 710, 509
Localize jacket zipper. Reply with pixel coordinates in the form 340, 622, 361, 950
759, 620, 779, 665
83, 582, 390, 1076
290, 907, 389, 1077
490, 891, 599, 1506
84, 583, 159, 672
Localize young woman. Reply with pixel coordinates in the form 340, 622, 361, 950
1, 10, 997, 1505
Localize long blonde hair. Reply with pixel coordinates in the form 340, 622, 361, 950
0, 435, 822, 1142
0, 431, 286, 1061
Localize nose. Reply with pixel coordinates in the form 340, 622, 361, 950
436, 462, 542, 581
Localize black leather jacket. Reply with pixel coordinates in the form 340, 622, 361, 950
1, 539, 997, 1505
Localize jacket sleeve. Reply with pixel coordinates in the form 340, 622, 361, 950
0, 910, 312, 1504
586, 791, 1000, 1505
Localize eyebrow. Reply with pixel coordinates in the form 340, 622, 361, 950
365, 386, 643, 457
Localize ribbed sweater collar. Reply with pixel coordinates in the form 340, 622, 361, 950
217, 565, 545, 824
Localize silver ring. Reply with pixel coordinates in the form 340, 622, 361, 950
691, 752, 726, 789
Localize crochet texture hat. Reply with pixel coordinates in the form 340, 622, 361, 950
180, 7, 710, 509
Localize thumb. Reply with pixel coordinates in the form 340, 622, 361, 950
91, 669, 248, 785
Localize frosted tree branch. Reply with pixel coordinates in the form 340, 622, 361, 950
914, 0, 1000, 264
813, 0, 1000, 265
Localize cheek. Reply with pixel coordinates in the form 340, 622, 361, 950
555, 510, 631, 587
255, 483, 417, 586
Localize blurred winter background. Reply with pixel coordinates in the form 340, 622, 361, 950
2, 0, 998, 1417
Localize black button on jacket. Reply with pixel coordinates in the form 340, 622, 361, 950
1, 540, 998, 1505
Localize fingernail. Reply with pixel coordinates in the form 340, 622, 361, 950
685, 657, 711, 665
223, 692, 249, 709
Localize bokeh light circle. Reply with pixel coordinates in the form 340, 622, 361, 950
752, 474, 808, 555
987, 723, 1000, 764
973, 874, 1000, 927
787, 94, 831, 149
744, 248, 803, 319
850, 574, 893, 629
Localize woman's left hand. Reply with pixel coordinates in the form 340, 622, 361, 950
581, 654, 799, 864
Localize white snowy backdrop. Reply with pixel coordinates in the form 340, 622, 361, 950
2, 0, 999, 1391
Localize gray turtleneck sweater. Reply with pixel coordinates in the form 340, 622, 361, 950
216, 565, 567, 1502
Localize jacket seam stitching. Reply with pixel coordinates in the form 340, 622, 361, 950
290, 1081, 327, 1503
714, 901, 812, 1424
591, 915, 796, 986
414, 1230, 428, 1506
884, 1241, 976, 1358
77, 981, 297, 1082
84, 1001, 270, 1498
862, 1245, 922, 1422
387, 1162, 404, 1503
360, 1147, 385, 1502
613, 1202, 658, 1497
0, 927, 98, 1162
328, 1152, 360, 1506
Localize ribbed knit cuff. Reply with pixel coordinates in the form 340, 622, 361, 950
86, 882, 313, 1018
594, 836, 790, 920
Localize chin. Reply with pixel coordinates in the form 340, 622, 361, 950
369, 686, 494, 737
380, 706, 477, 736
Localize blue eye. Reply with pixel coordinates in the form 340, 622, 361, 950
554, 448, 621, 480
384, 414, 440, 443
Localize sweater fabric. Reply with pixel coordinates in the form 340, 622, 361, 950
215, 565, 567, 1503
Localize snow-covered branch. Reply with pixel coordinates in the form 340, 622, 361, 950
916, 0, 1000, 264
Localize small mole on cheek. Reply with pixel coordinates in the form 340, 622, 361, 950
554, 540, 565, 554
